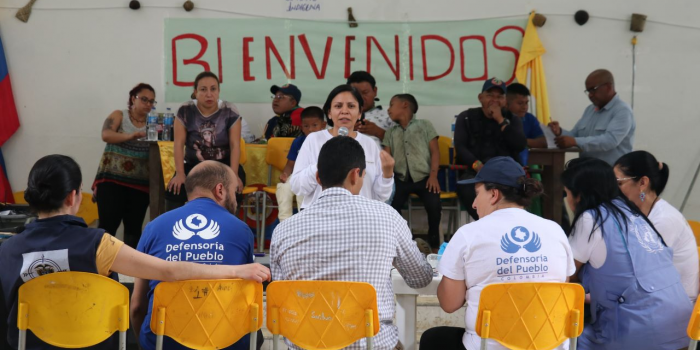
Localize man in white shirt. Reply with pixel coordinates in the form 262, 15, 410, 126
420, 156, 576, 350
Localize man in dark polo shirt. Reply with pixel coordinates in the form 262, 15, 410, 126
453, 78, 527, 220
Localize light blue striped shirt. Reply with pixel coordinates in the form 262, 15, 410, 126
562, 94, 635, 165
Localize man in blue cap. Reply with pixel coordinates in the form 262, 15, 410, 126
264, 83, 304, 139
419, 156, 574, 350
453, 77, 527, 220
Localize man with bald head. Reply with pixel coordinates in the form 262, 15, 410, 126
131, 161, 266, 350
549, 69, 635, 165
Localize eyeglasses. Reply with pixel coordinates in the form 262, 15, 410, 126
271, 94, 292, 101
616, 176, 637, 186
584, 82, 608, 95
136, 96, 157, 106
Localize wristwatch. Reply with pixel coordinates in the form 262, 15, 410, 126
499, 119, 510, 127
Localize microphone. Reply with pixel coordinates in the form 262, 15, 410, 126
338, 127, 349, 136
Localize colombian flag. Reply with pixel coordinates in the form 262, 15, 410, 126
0, 35, 19, 203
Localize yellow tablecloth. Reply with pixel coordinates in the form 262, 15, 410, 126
156, 141, 280, 188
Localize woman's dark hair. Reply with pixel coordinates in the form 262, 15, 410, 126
562, 157, 664, 243
24, 155, 82, 213
190, 71, 220, 99
322, 84, 364, 127
483, 177, 543, 208
128, 83, 155, 109
614, 150, 669, 196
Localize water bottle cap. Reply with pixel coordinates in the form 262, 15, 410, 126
338, 127, 349, 136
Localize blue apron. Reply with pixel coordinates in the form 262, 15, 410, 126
578, 201, 692, 350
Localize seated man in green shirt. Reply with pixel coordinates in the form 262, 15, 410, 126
384, 94, 442, 249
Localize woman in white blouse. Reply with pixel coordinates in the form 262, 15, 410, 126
614, 150, 699, 300
290, 84, 394, 208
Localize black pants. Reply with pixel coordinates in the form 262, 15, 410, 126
420, 326, 468, 350
165, 164, 246, 211
96, 182, 150, 249
456, 171, 479, 221
391, 175, 441, 247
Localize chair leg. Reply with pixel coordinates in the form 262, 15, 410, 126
119, 331, 126, 350
18, 330, 26, 350
259, 194, 267, 253
366, 336, 373, 350
569, 337, 578, 350
480, 338, 487, 350
690, 339, 698, 350
249, 331, 257, 350
273, 334, 280, 350
407, 198, 413, 231
156, 335, 164, 350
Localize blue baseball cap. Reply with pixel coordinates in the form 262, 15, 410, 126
482, 77, 507, 94
457, 156, 525, 187
271, 84, 302, 103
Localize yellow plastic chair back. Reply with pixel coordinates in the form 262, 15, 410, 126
13, 191, 27, 204
13, 191, 98, 226
265, 137, 295, 173
240, 137, 248, 165
266, 281, 379, 350
687, 296, 700, 350
689, 220, 700, 246
437, 135, 453, 166
151, 279, 263, 350
77, 192, 99, 226
476, 282, 585, 350
17, 271, 129, 350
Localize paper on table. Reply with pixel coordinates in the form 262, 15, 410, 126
542, 124, 558, 149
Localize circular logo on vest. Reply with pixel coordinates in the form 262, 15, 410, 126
26, 258, 63, 279
186, 214, 208, 230
632, 217, 664, 253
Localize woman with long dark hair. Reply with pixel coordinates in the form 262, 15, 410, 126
0, 155, 270, 350
92, 83, 153, 248
614, 151, 698, 300
563, 157, 691, 350
290, 84, 394, 208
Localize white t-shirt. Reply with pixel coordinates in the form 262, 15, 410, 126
569, 200, 699, 301
362, 106, 396, 149
438, 208, 576, 350
289, 129, 394, 208
649, 199, 699, 300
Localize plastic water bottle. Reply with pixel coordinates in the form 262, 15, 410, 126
162, 108, 174, 141
147, 107, 158, 141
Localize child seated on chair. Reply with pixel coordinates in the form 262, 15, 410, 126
277, 107, 326, 221
384, 94, 442, 250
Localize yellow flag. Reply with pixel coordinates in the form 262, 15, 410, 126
516, 12, 551, 125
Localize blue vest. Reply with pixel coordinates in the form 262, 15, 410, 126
0, 215, 117, 350
578, 201, 692, 350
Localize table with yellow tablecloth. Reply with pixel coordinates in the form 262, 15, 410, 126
149, 141, 281, 221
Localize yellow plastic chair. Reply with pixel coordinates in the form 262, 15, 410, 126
689, 220, 700, 246
259, 137, 295, 252
266, 281, 379, 350
687, 295, 700, 350
407, 136, 461, 244
151, 279, 262, 350
17, 271, 129, 350
14, 190, 99, 226
239, 139, 261, 228
476, 282, 585, 350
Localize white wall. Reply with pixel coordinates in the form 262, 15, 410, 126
1, 0, 699, 219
